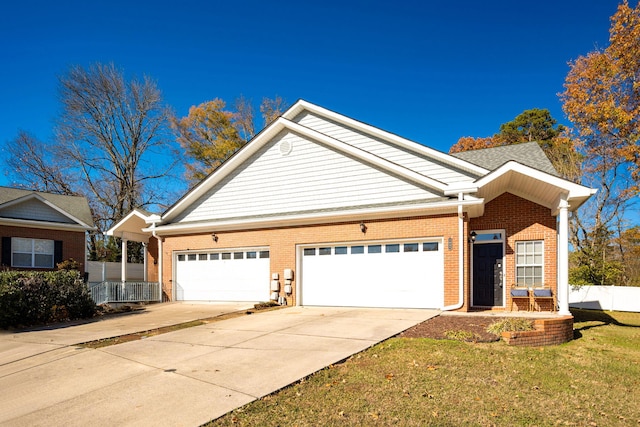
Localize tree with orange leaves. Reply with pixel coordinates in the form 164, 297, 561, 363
561, 0, 640, 188
171, 96, 287, 184
560, 1, 640, 286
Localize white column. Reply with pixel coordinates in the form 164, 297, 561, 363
157, 237, 164, 302
557, 195, 570, 315
121, 238, 128, 283
142, 242, 148, 282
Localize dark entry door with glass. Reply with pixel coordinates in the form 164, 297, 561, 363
472, 242, 503, 306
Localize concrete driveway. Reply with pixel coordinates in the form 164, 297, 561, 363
0, 303, 439, 426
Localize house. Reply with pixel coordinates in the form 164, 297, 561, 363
0, 187, 95, 273
108, 100, 595, 313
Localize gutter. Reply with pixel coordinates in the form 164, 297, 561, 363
150, 222, 165, 302
441, 192, 466, 311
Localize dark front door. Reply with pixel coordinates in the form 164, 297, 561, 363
472, 242, 503, 307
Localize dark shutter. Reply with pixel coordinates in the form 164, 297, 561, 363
1, 237, 11, 266
54, 240, 63, 265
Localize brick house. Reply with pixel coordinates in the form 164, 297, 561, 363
108, 100, 595, 313
0, 187, 95, 274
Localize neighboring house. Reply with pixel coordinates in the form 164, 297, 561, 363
108, 100, 595, 313
0, 187, 95, 274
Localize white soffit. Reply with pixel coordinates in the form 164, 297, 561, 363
474, 161, 596, 212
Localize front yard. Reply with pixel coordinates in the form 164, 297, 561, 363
208, 309, 640, 426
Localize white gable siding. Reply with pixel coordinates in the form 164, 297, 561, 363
0, 199, 74, 223
173, 130, 441, 224
293, 112, 476, 184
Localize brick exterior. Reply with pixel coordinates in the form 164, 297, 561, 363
470, 193, 557, 312
146, 192, 559, 313
501, 316, 574, 346
150, 214, 467, 308
0, 225, 87, 272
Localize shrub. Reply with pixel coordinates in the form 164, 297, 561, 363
444, 330, 479, 342
0, 270, 96, 328
486, 318, 534, 336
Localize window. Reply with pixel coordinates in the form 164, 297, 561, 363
247, 251, 257, 259
221, 252, 231, 260
234, 252, 244, 260
423, 242, 439, 252
187, 254, 197, 261
385, 244, 400, 253
319, 247, 331, 255
515, 241, 544, 286
404, 243, 419, 252
368, 245, 382, 254
259, 250, 270, 259
199, 253, 207, 261
304, 248, 316, 256
210, 253, 219, 260
335, 246, 348, 255
178, 254, 186, 261
12, 238, 54, 268
351, 246, 364, 254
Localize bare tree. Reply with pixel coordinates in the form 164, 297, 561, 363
260, 95, 287, 126
54, 62, 177, 231
6, 130, 76, 195
5, 63, 179, 261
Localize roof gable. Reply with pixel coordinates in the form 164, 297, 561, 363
0, 188, 95, 229
171, 127, 446, 225
163, 100, 486, 223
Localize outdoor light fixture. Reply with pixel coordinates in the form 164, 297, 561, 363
360, 221, 367, 233
470, 231, 477, 243
212, 233, 218, 242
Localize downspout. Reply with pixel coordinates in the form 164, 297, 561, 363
151, 223, 164, 302
442, 192, 465, 311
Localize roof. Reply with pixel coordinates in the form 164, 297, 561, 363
0, 187, 95, 229
106, 100, 594, 236
451, 142, 559, 176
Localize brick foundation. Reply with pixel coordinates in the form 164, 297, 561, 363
501, 316, 573, 346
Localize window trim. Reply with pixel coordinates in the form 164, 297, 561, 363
515, 240, 544, 287
11, 237, 55, 269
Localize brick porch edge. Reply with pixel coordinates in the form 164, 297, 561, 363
501, 316, 574, 346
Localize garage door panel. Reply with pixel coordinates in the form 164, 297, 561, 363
176, 249, 270, 302
301, 241, 443, 309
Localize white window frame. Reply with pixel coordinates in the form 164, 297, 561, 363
11, 237, 55, 269
515, 240, 544, 287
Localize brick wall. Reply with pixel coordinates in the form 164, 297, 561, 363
153, 214, 466, 308
0, 225, 87, 272
470, 193, 557, 312
501, 316, 574, 346
146, 192, 557, 312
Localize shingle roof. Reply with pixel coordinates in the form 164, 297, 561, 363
451, 142, 559, 176
0, 187, 95, 227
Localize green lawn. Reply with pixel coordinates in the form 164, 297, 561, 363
207, 309, 640, 427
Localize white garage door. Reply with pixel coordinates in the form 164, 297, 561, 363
300, 240, 443, 309
175, 248, 270, 301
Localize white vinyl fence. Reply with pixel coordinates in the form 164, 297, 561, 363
569, 285, 640, 312
87, 261, 144, 282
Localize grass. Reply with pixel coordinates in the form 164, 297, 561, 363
207, 309, 640, 427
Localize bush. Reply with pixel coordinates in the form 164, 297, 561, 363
486, 318, 534, 336
0, 270, 96, 328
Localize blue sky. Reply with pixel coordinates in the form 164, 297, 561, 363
0, 0, 622, 188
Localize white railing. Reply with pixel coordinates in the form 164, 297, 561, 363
569, 285, 640, 312
88, 281, 161, 305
